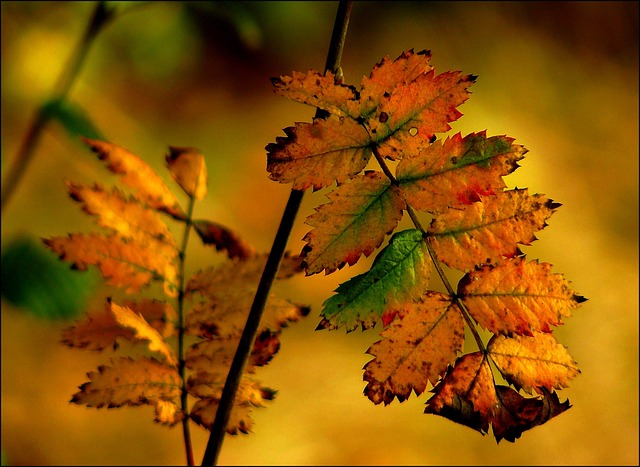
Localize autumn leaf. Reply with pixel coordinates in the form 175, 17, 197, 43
268, 49, 474, 190
193, 219, 255, 260
154, 400, 185, 426
428, 188, 559, 271
43, 233, 179, 297
458, 257, 586, 335
488, 332, 580, 394
266, 117, 372, 191
66, 182, 177, 247
396, 132, 525, 213
109, 300, 177, 366
363, 292, 463, 405
492, 386, 571, 443
166, 146, 208, 200
425, 352, 497, 435
301, 171, 405, 275
318, 229, 431, 332
81, 138, 185, 220
72, 356, 182, 426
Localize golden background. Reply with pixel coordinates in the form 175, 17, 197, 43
2, 1, 638, 465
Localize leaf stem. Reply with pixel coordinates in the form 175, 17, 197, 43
178, 195, 197, 466
1, 1, 115, 212
372, 146, 486, 352
200, 1, 353, 465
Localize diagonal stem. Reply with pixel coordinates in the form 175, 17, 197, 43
200, 1, 354, 465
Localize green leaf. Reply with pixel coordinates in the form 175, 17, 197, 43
318, 229, 431, 332
41, 98, 103, 140
1, 236, 99, 320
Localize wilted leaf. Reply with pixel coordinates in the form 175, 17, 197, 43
488, 332, 580, 393
424, 352, 497, 435
459, 257, 586, 335
301, 171, 405, 275
429, 189, 559, 271
166, 146, 208, 200
363, 292, 463, 405
318, 229, 431, 332
193, 220, 255, 259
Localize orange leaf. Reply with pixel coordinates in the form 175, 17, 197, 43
459, 257, 586, 335
363, 292, 463, 405
44, 233, 179, 296
397, 132, 525, 213
301, 171, 405, 275
166, 146, 208, 200
154, 399, 185, 426
110, 301, 177, 366
193, 220, 255, 260
424, 352, 497, 435
82, 138, 185, 220
488, 332, 580, 393
71, 356, 182, 409
429, 189, 559, 271
66, 182, 177, 247
266, 117, 372, 191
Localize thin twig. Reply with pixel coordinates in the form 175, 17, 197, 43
200, 1, 354, 465
1, 1, 115, 211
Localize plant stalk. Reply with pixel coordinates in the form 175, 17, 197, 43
200, 1, 353, 465
1, 1, 114, 211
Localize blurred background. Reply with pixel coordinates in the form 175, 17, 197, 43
1, 1, 638, 465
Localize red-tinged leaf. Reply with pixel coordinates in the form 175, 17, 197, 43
66, 182, 177, 247
428, 189, 558, 271
71, 356, 182, 409
266, 116, 372, 191
301, 171, 406, 275
488, 332, 580, 394
318, 229, 431, 332
43, 233, 179, 297
358, 49, 434, 118
459, 257, 586, 335
424, 352, 497, 435
272, 69, 358, 118
193, 220, 255, 260
371, 70, 476, 160
492, 386, 571, 443
166, 146, 208, 200
109, 301, 177, 366
397, 132, 525, 213
363, 292, 463, 405
81, 138, 185, 220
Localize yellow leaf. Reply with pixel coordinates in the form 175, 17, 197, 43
110, 301, 177, 366
154, 399, 184, 427
166, 146, 208, 200
488, 332, 580, 394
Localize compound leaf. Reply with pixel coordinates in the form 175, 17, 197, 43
318, 229, 431, 332
363, 291, 463, 405
488, 332, 580, 394
429, 189, 558, 271
459, 257, 586, 335
301, 171, 405, 275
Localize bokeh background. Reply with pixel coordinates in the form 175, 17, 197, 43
1, 1, 638, 465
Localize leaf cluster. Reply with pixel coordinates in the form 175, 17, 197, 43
266, 49, 586, 442
45, 139, 308, 434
